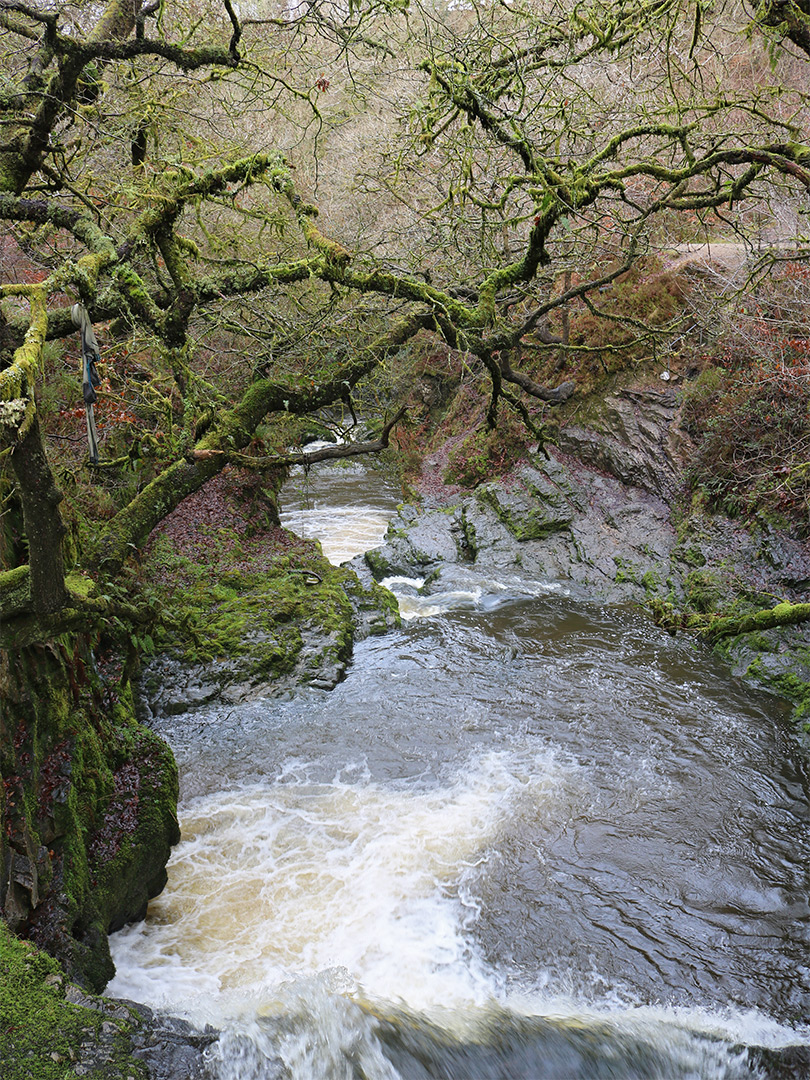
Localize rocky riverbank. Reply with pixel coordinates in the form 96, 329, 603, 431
133, 467, 399, 720
1, 922, 216, 1080
357, 376, 810, 730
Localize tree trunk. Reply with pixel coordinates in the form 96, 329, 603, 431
9, 416, 68, 614
702, 602, 810, 641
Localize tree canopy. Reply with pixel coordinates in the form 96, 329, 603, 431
2, 0, 810, 623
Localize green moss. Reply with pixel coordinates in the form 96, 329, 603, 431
743, 656, 810, 723
683, 568, 724, 613
613, 557, 640, 585
476, 481, 572, 542
640, 569, 660, 593
91, 724, 179, 927
65, 572, 97, 602
0, 924, 146, 1080
0, 564, 29, 590
140, 501, 396, 689
677, 545, 707, 568
337, 570, 400, 634
2, 638, 179, 991
0, 564, 31, 617
173, 564, 351, 666
364, 547, 395, 578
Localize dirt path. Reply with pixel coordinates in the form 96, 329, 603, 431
661, 241, 752, 275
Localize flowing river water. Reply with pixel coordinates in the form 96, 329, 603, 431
109, 461, 810, 1079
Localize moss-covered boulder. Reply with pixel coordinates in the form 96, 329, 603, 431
0, 922, 216, 1079
1, 638, 179, 992
475, 467, 574, 542
0, 923, 147, 1079
132, 469, 400, 716
137, 550, 400, 715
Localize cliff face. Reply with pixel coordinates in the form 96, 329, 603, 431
1, 635, 179, 992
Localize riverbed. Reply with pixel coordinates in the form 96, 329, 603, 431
109, 460, 810, 1079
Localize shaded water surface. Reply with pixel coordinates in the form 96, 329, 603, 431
110, 463, 810, 1078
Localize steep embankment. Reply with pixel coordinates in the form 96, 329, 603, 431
0, 623, 187, 1075
363, 370, 810, 731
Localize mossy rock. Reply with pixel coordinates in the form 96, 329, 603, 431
138, 529, 399, 710
364, 547, 397, 578
715, 631, 810, 728
0, 915, 146, 1079
1, 643, 180, 993
475, 480, 573, 542
90, 726, 180, 933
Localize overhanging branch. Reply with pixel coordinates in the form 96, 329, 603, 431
90, 313, 431, 575
221, 405, 408, 468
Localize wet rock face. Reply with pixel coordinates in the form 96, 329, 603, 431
119, 1001, 218, 1080
476, 466, 574, 541
364, 382, 693, 605
555, 386, 685, 501
364, 375, 810, 725
1, 639, 181, 994
364, 447, 679, 606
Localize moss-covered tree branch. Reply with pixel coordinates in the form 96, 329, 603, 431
90, 312, 432, 576
650, 598, 810, 641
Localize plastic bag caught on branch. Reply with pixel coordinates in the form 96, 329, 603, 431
71, 302, 102, 464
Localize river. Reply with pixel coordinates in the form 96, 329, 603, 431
109, 460, 810, 1079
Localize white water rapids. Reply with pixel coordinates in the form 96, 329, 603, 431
108, 460, 810, 1079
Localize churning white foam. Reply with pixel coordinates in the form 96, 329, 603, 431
279, 505, 393, 565
381, 573, 564, 620
107, 744, 809, 1079
108, 749, 568, 1022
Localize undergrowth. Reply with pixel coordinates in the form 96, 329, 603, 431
443, 403, 531, 487
680, 263, 810, 535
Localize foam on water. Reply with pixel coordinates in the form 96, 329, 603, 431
381, 573, 564, 620
113, 461, 810, 1077
279, 506, 393, 565
108, 745, 808, 1078
108, 749, 569, 1017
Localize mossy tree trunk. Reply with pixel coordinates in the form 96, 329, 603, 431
649, 596, 810, 641
702, 602, 810, 641
9, 416, 68, 614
